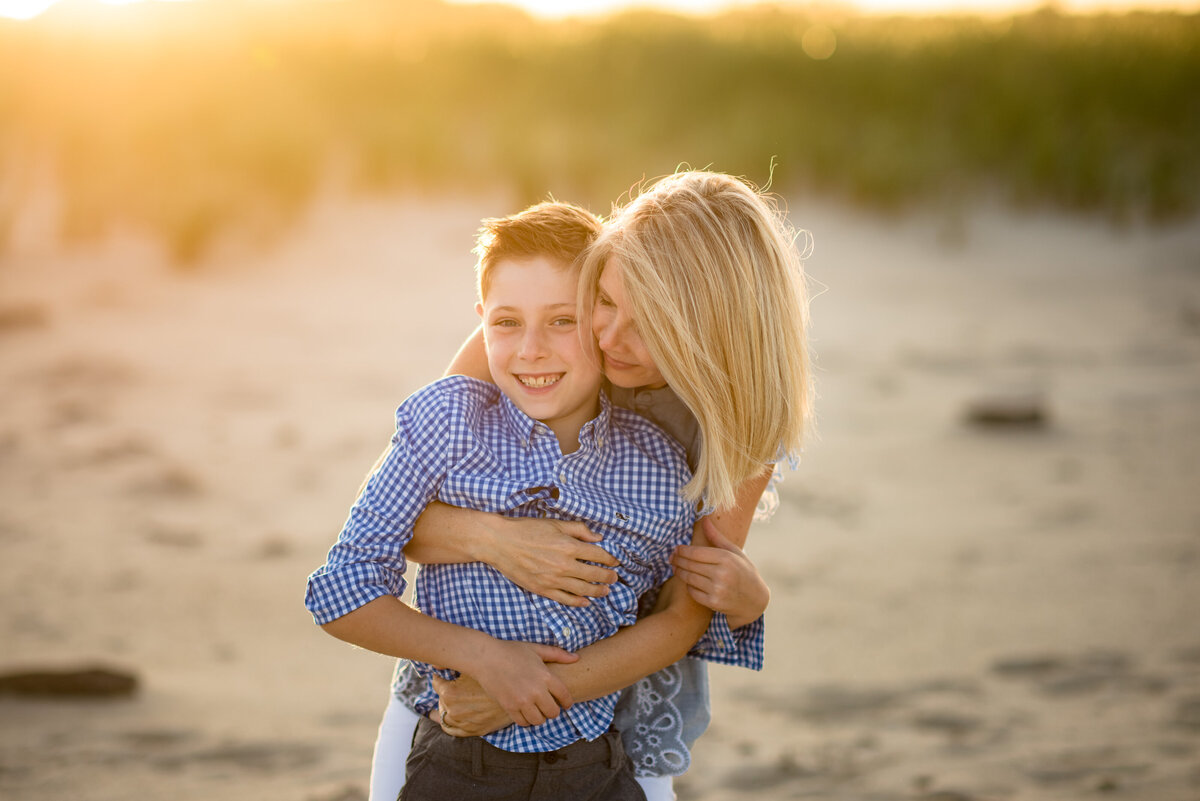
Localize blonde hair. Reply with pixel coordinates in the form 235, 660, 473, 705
579, 171, 813, 511
474, 201, 603, 300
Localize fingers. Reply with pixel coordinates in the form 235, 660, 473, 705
541, 565, 616, 591
444, 719, 496, 738
545, 675, 574, 714
541, 576, 615, 607
508, 674, 573, 728
560, 520, 604, 543
685, 582, 719, 609
529, 698, 557, 726
587, 551, 620, 570
543, 589, 592, 608
529, 643, 580, 667
675, 565, 718, 597
513, 692, 564, 729
441, 721, 472, 737
565, 571, 617, 594
673, 547, 737, 576
573, 557, 620, 581
557, 521, 619, 566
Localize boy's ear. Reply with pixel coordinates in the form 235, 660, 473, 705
475, 301, 484, 319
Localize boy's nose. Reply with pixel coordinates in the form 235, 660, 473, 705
518, 327, 549, 359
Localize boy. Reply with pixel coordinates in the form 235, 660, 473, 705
304, 202, 727, 800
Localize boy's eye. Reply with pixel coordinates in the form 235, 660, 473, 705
493, 318, 519, 328
552, 317, 577, 327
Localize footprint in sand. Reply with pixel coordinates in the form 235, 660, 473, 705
991, 649, 1171, 697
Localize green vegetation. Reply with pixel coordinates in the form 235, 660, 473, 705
2, 0, 1196, 262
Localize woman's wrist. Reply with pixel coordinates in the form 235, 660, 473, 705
450, 627, 500, 676
469, 513, 509, 566
726, 581, 770, 630
725, 610, 762, 631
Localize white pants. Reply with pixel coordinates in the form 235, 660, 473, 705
368, 694, 676, 801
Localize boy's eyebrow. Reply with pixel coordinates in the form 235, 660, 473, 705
488, 302, 576, 314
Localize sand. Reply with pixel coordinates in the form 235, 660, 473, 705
1, 190, 1198, 801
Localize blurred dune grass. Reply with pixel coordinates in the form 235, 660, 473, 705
1, 0, 1197, 264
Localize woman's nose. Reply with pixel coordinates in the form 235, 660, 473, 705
594, 314, 619, 351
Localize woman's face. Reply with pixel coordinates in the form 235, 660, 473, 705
593, 260, 667, 390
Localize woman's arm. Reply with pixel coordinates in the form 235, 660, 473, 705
671, 468, 773, 629
444, 325, 491, 380
435, 569, 713, 735
404, 503, 620, 607
435, 472, 773, 737
406, 470, 773, 624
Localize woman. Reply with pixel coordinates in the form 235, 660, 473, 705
374, 170, 813, 801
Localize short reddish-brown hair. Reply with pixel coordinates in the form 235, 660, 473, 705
474, 201, 603, 300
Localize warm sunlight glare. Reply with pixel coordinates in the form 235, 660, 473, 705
447, 0, 1197, 15
4, 0, 1196, 18
0, 0, 188, 19
0, 0, 54, 19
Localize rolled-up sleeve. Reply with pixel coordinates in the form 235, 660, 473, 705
688, 612, 765, 671
304, 386, 453, 625
304, 503, 415, 624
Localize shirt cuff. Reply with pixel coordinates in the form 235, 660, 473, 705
687, 612, 765, 671
304, 562, 407, 625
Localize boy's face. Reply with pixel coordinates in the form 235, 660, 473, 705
478, 256, 603, 450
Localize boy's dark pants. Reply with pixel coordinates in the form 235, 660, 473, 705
399, 715, 646, 801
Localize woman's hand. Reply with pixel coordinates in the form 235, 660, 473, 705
432, 673, 512, 737
671, 517, 770, 630
407, 504, 621, 607
466, 640, 579, 729
481, 517, 620, 608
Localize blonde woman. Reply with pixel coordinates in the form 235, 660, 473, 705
372, 171, 813, 801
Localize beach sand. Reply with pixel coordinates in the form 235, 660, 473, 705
1, 191, 1198, 801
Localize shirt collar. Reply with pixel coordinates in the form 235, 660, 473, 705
496, 389, 612, 452
579, 390, 613, 451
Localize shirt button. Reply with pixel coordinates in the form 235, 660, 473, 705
561, 625, 572, 639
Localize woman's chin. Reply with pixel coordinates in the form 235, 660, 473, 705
605, 373, 642, 389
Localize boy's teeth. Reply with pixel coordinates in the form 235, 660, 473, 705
518, 374, 562, 388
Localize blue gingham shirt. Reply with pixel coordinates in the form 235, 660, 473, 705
306, 376, 751, 752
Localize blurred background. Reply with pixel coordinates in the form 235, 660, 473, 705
1, 0, 1197, 263
1, 2, 1199, 801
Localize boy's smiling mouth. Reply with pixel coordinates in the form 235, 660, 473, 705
516, 373, 564, 388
